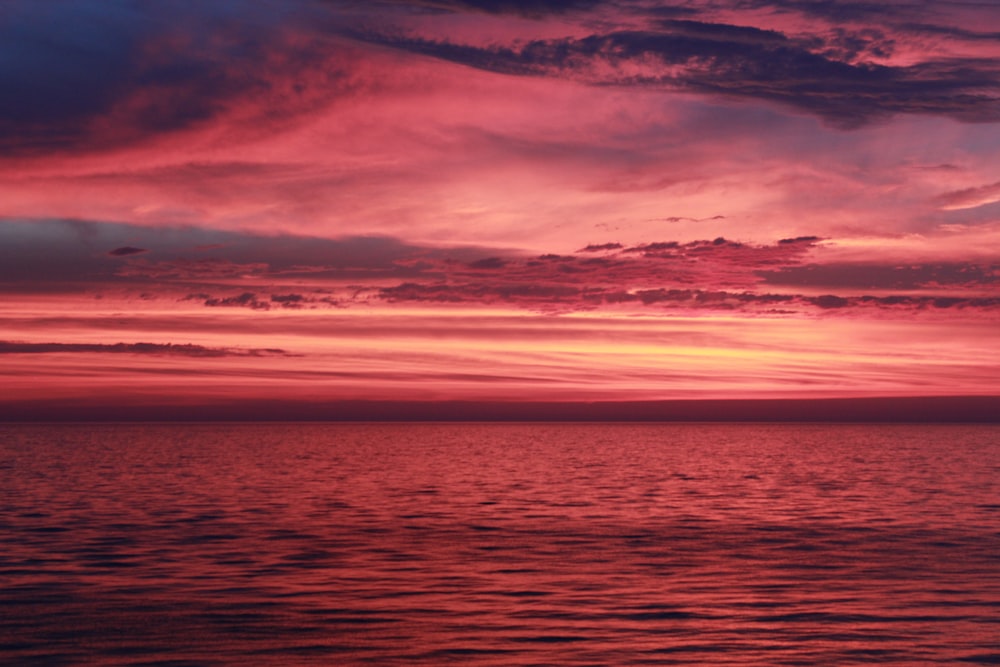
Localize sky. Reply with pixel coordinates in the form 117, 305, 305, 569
2, 0, 999, 419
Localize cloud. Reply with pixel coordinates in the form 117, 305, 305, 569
203, 292, 271, 310
779, 236, 822, 245
5, 219, 999, 318
379, 0, 603, 15
651, 215, 727, 224
736, 0, 907, 23
467, 256, 509, 270
370, 236, 1000, 315
270, 293, 307, 308
375, 277, 1000, 313
811, 294, 849, 309
0, 1, 361, 155
900, 22, 1000, 43
0, 219, 500, 288
108, 246, 148, 256
380, 281, 583, 306
117, 259, 271, 281
932, 180, 1000, 211
758, 261, 999, 290
3, 2, 997, 251
355, 12, 1000, 127
579, 242, 623, 252
377, 237, 821, 310
0, 341, 290, 357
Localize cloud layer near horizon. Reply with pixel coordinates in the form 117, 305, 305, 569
3, 220, 998, 316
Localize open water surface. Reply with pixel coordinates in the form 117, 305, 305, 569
1, 423, 998, 665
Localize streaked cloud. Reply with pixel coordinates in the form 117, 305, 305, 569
933, 180, 1000, 211
0, 340, 290, 357
352, 3, 1000, 127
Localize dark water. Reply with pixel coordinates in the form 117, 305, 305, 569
1, 423, 998, 666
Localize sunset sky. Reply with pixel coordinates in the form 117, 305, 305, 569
2, 0, 999, 418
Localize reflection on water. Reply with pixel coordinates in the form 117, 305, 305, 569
1, 423, 998, 665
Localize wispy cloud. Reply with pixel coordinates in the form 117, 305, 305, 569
0, 341, 291, 357
353, 8, 1000, 127
932, 180, 1000, 210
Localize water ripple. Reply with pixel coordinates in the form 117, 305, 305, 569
1, 422, 998, 665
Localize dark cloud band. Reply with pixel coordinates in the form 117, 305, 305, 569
0, 341, 290, 357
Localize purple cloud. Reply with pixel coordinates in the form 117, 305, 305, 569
108, 246, 147, 256
0, 341, 290, 357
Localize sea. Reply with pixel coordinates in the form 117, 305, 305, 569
1, 423, 998, 665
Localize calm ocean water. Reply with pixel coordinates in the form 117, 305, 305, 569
1, 423, 998, 665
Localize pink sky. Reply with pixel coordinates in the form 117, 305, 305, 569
1, 0, 999, 417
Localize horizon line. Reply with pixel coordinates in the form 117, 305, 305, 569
2, 395, 998, 423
